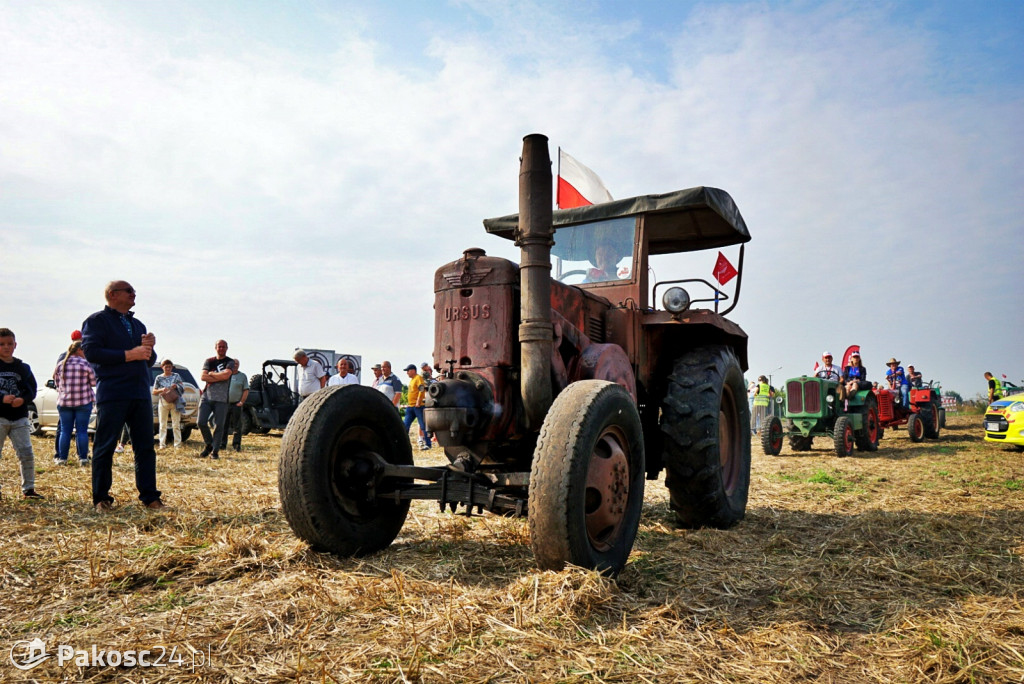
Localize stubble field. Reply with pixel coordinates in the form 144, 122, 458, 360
1, 414, 1022, 683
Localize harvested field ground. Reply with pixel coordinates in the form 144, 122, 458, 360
1, 413, 1022, 683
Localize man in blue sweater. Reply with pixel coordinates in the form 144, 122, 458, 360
82, 281, 167, 511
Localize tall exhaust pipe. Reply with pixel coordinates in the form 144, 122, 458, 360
517, 134, 554, 430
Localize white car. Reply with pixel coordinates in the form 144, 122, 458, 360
28, 363, 201, 443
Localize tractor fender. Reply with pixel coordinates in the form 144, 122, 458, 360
568, 343, 637, 403
640, 309, 749, 381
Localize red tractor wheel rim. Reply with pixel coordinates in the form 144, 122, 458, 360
584, 427, 630, 552
844, 425, 853, 453
867, 409, 878, 443
719, 384, 741, 494
770, 422, 783, 451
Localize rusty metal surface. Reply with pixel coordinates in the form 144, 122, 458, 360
517, 134, 555, 430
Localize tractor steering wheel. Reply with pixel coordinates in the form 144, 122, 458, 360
558, 269, 589, 283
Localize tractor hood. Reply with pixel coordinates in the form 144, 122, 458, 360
483, 186, 750, 255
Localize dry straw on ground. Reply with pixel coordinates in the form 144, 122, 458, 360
1, 414, 1022, 682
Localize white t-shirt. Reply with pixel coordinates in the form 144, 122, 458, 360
298, 359, 325, 396
327, 373, 359, 387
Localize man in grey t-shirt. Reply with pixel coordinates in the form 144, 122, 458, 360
198, 339, 235, 459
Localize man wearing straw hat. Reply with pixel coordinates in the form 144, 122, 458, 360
885, 358, 910, 406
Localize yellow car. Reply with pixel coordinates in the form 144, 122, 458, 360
983, 392, 1024, 450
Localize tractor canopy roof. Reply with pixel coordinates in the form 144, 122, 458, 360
264, 359, 299, 367
483, 186, 750, 257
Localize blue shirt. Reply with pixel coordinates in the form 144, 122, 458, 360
885, 366, 907, 388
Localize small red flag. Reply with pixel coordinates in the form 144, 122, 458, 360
712, 251, 738, 285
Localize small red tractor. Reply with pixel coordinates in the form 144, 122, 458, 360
874, 385, 941, 442
278, 134, 753, 575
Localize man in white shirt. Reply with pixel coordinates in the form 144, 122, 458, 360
815, 351, 842, 382
294, 349, 326, 398
327, 358, 359, 387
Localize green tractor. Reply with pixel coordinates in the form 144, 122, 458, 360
760, 375, 879, 457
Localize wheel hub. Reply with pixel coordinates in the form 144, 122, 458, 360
584, 430, 630, 551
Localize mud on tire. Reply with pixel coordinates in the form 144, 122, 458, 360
529, 381, 645, 575
278, 385, 413, 555
660, 346, 751, 528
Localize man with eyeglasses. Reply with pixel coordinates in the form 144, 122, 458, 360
81, 281, 168, 512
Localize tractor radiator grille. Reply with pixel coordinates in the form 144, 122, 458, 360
787, 380, 804, 413
803, 382, 821, 413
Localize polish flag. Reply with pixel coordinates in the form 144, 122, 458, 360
557, 148, 613, 209
712, 251, 738, 285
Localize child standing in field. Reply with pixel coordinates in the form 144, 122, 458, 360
0, 328, 44, 500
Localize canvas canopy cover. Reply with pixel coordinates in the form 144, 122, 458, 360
483, 186, 750, 260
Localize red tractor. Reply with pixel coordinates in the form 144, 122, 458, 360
278, 134, 753, 575
874, 385, 941, 442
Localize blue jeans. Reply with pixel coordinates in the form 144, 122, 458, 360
0, 416, 36, 493
93, 399, 160, 506
57, 403, 92, 462
403, 406, 430, 447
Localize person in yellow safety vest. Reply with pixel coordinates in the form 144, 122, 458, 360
751, 375, 774, 434
985, 372, 1003, 403
753, 376, 773, 406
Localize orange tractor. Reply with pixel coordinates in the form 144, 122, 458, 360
278, 135, 753, 575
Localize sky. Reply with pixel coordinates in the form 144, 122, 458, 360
1, 0, 1021, 400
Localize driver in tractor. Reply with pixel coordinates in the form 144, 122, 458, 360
583, 243, 622, 283
815, 351, 845, 401
885, 358, 910, 406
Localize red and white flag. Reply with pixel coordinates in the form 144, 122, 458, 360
712, 251, 738, 285
557, 148, 613, 209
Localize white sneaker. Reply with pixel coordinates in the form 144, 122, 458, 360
417, 439, 426, 449
115, 444, 124, 453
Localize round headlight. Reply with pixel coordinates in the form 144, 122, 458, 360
662, 287, 691, 313
826, 394, 835, 404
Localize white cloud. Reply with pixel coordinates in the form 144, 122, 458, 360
1, 1, 1020, 395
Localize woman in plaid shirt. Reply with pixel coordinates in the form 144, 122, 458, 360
52, 341, 96, 465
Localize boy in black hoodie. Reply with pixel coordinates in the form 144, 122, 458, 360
0, 328, 44, 499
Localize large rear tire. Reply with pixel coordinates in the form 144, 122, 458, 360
660, 346, 751, 529
761, 416, 783, 456
854, 396, 880, 452
529, 381, 644, 575
278, 385, 412, 555
922, 402, 941, 439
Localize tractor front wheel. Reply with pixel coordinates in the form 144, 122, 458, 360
907, 413, 925, 442
761, 416, 783, 456
834, 416, 854, 457
660, 346, 751, 528
278, 386, 413, 555
529, 380, 645, 575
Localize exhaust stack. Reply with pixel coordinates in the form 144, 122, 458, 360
517, 134, 554, 430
